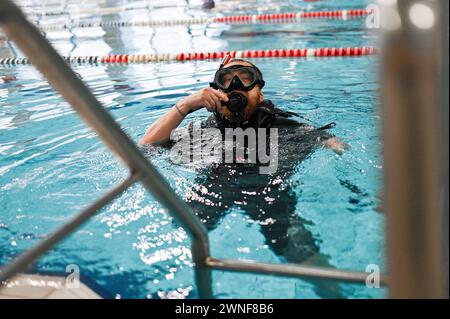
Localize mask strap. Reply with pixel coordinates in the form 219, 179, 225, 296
210, 54, 232, 89
219, 54, 232, 69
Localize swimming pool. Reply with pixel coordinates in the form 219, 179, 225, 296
0, 0, 385, 298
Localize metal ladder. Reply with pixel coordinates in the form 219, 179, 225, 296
1, 0, 446, 299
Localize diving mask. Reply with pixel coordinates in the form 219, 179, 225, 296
210, 65, 265, 92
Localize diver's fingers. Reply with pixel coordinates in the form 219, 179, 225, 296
204, 97, 216, 112
209, 96, 221, 112
208, 88, 228, 102
209, 94, 222, 111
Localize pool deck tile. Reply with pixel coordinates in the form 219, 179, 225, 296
0, 274, 102, 299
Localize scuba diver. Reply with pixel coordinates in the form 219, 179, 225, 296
140, 57, 349, 298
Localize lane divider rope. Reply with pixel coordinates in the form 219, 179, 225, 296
26, 4, 157, 17
36, 9, 371, 31
0, 47, 376, 65
22, 1, 326, 17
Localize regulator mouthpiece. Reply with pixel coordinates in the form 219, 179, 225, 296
222, 91, 248, 113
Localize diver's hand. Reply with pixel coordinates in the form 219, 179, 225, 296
178, 88, 228, 113
322, 137, 350, 155
140, 88, 229, 145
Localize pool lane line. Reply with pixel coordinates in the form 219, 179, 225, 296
21, 0, 327, 17
22, 2, 186, 17
0, 47, 377, 65
35, 9, 371, 31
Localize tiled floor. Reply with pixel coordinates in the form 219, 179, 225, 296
0, 274, 101, 299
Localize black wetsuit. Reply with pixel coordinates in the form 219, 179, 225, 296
142, 101, 342, 298
183, 100, 334, 262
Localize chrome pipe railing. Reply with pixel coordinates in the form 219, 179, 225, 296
379, 0, 447, 298
0, 0, 212, 298
0, 0, 388, 299
207, 258, 388, 286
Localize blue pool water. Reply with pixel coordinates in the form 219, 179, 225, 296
1, 0, 385, 298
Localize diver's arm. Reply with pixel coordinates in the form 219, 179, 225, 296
140, 88, 228, 145
139, 101, 190, 145
302, 125, 349, 155
298, 124, 349, 155
321, 136, 350, 155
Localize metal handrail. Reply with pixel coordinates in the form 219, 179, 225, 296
0, 0, 386, 299
207, 258, 388, 285
0, 0, 212, 298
